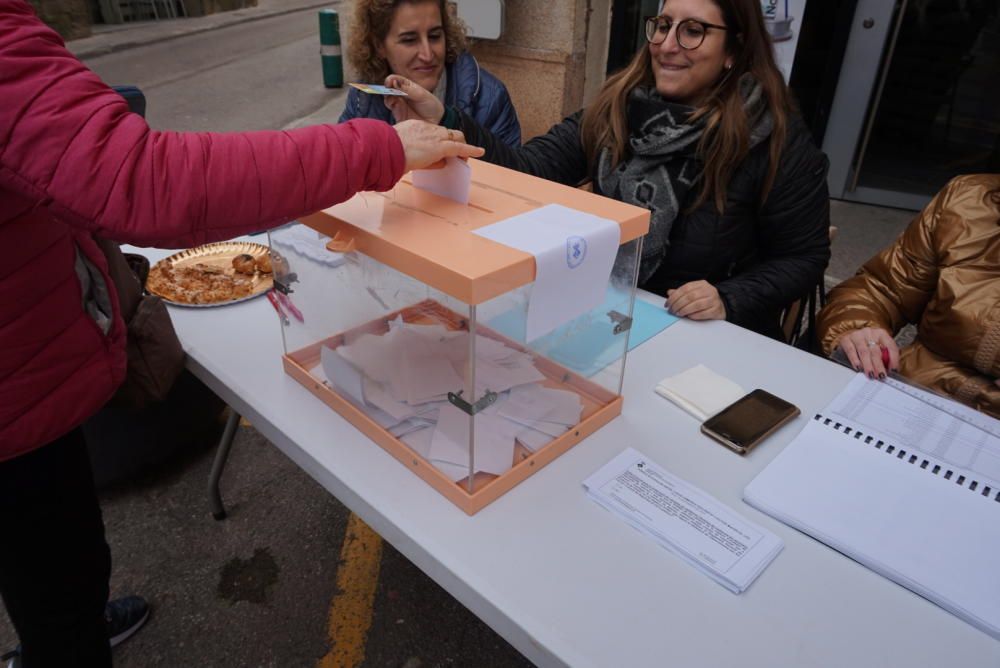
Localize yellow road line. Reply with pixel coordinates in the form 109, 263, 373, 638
317, 513, 383, 668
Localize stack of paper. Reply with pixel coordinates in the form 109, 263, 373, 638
312, 317, 583, 481
654, 364, 746, 421
584, 448, 783, 593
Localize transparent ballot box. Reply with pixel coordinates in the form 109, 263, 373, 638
269, 160, 649, 514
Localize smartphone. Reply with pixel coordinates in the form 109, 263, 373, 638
700, 389, 800, 455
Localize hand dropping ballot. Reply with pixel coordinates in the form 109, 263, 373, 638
412, 157, 472, 205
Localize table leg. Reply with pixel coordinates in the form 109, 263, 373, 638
208, 409, 241, 520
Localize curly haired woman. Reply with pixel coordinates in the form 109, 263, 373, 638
340, 0, 521, 146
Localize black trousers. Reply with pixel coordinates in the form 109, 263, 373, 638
0, 428, 112, 667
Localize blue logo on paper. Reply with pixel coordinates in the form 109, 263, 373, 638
566, 236, 587, 269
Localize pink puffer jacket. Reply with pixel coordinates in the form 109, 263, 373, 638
0, 0, 405, 460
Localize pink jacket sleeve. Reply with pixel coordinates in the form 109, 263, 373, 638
0, 0, 405, 247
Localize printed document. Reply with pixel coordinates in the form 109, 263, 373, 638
584, 448, 782, 593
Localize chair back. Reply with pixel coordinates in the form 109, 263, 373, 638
780, 225, 838, 348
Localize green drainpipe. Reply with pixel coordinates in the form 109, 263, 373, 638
318, 9, 343, 88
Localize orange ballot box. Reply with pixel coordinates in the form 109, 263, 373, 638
269, 159, 650, 514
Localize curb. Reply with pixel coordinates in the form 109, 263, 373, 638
71, 1, 335, 59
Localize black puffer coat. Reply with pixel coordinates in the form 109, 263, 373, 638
455, 109, 831, 339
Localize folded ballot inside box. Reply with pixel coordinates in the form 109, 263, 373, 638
270, 159, 649, 514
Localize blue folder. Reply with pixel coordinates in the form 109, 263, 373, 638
487, 293, 678, 377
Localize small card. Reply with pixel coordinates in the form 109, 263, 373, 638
349, 83, 408, 96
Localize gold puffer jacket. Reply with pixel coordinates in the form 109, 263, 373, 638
818, 174, 1000, 418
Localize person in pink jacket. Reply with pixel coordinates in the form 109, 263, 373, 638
0, 2, 482, 666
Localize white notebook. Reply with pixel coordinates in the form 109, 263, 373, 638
744, 375, 1000, 641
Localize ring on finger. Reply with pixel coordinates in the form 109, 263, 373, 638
866, 340, 878, 347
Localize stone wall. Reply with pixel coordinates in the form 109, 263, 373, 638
28, 0, 93, 40
469, 0, 612, 141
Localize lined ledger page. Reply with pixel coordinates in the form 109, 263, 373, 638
826, 375, 1000, 489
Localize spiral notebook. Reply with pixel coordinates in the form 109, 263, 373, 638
744, 375, 1000, 641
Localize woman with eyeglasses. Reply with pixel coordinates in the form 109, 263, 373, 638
384, 0, 830, 340
340, 0, 521, 147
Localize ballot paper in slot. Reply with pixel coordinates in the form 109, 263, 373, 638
272, 159, 650, 514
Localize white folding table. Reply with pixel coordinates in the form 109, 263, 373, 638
132, 243, 1000, 668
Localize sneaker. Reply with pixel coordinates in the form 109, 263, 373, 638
1, 646, 19, 668
0, 597, 147, 666
105, 595, 150, 647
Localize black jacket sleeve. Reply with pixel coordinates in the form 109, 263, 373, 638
456, 109, 590, 187
715, 119, 831, 330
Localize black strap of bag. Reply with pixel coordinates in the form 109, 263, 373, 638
96, 238, 186, 409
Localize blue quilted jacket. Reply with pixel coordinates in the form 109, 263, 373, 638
340, 52, 521, 146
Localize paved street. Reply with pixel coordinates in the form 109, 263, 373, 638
83, 4, 342, 131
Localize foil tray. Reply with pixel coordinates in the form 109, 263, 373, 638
147, 240, 274, 307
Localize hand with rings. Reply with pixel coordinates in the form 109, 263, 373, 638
392, 120, 483, 173
834, 326, 900, 379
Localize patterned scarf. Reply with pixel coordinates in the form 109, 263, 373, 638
596, 74, 773, 283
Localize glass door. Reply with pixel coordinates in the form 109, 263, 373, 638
823, 0, 1000, 210
607, 0, 662, 75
